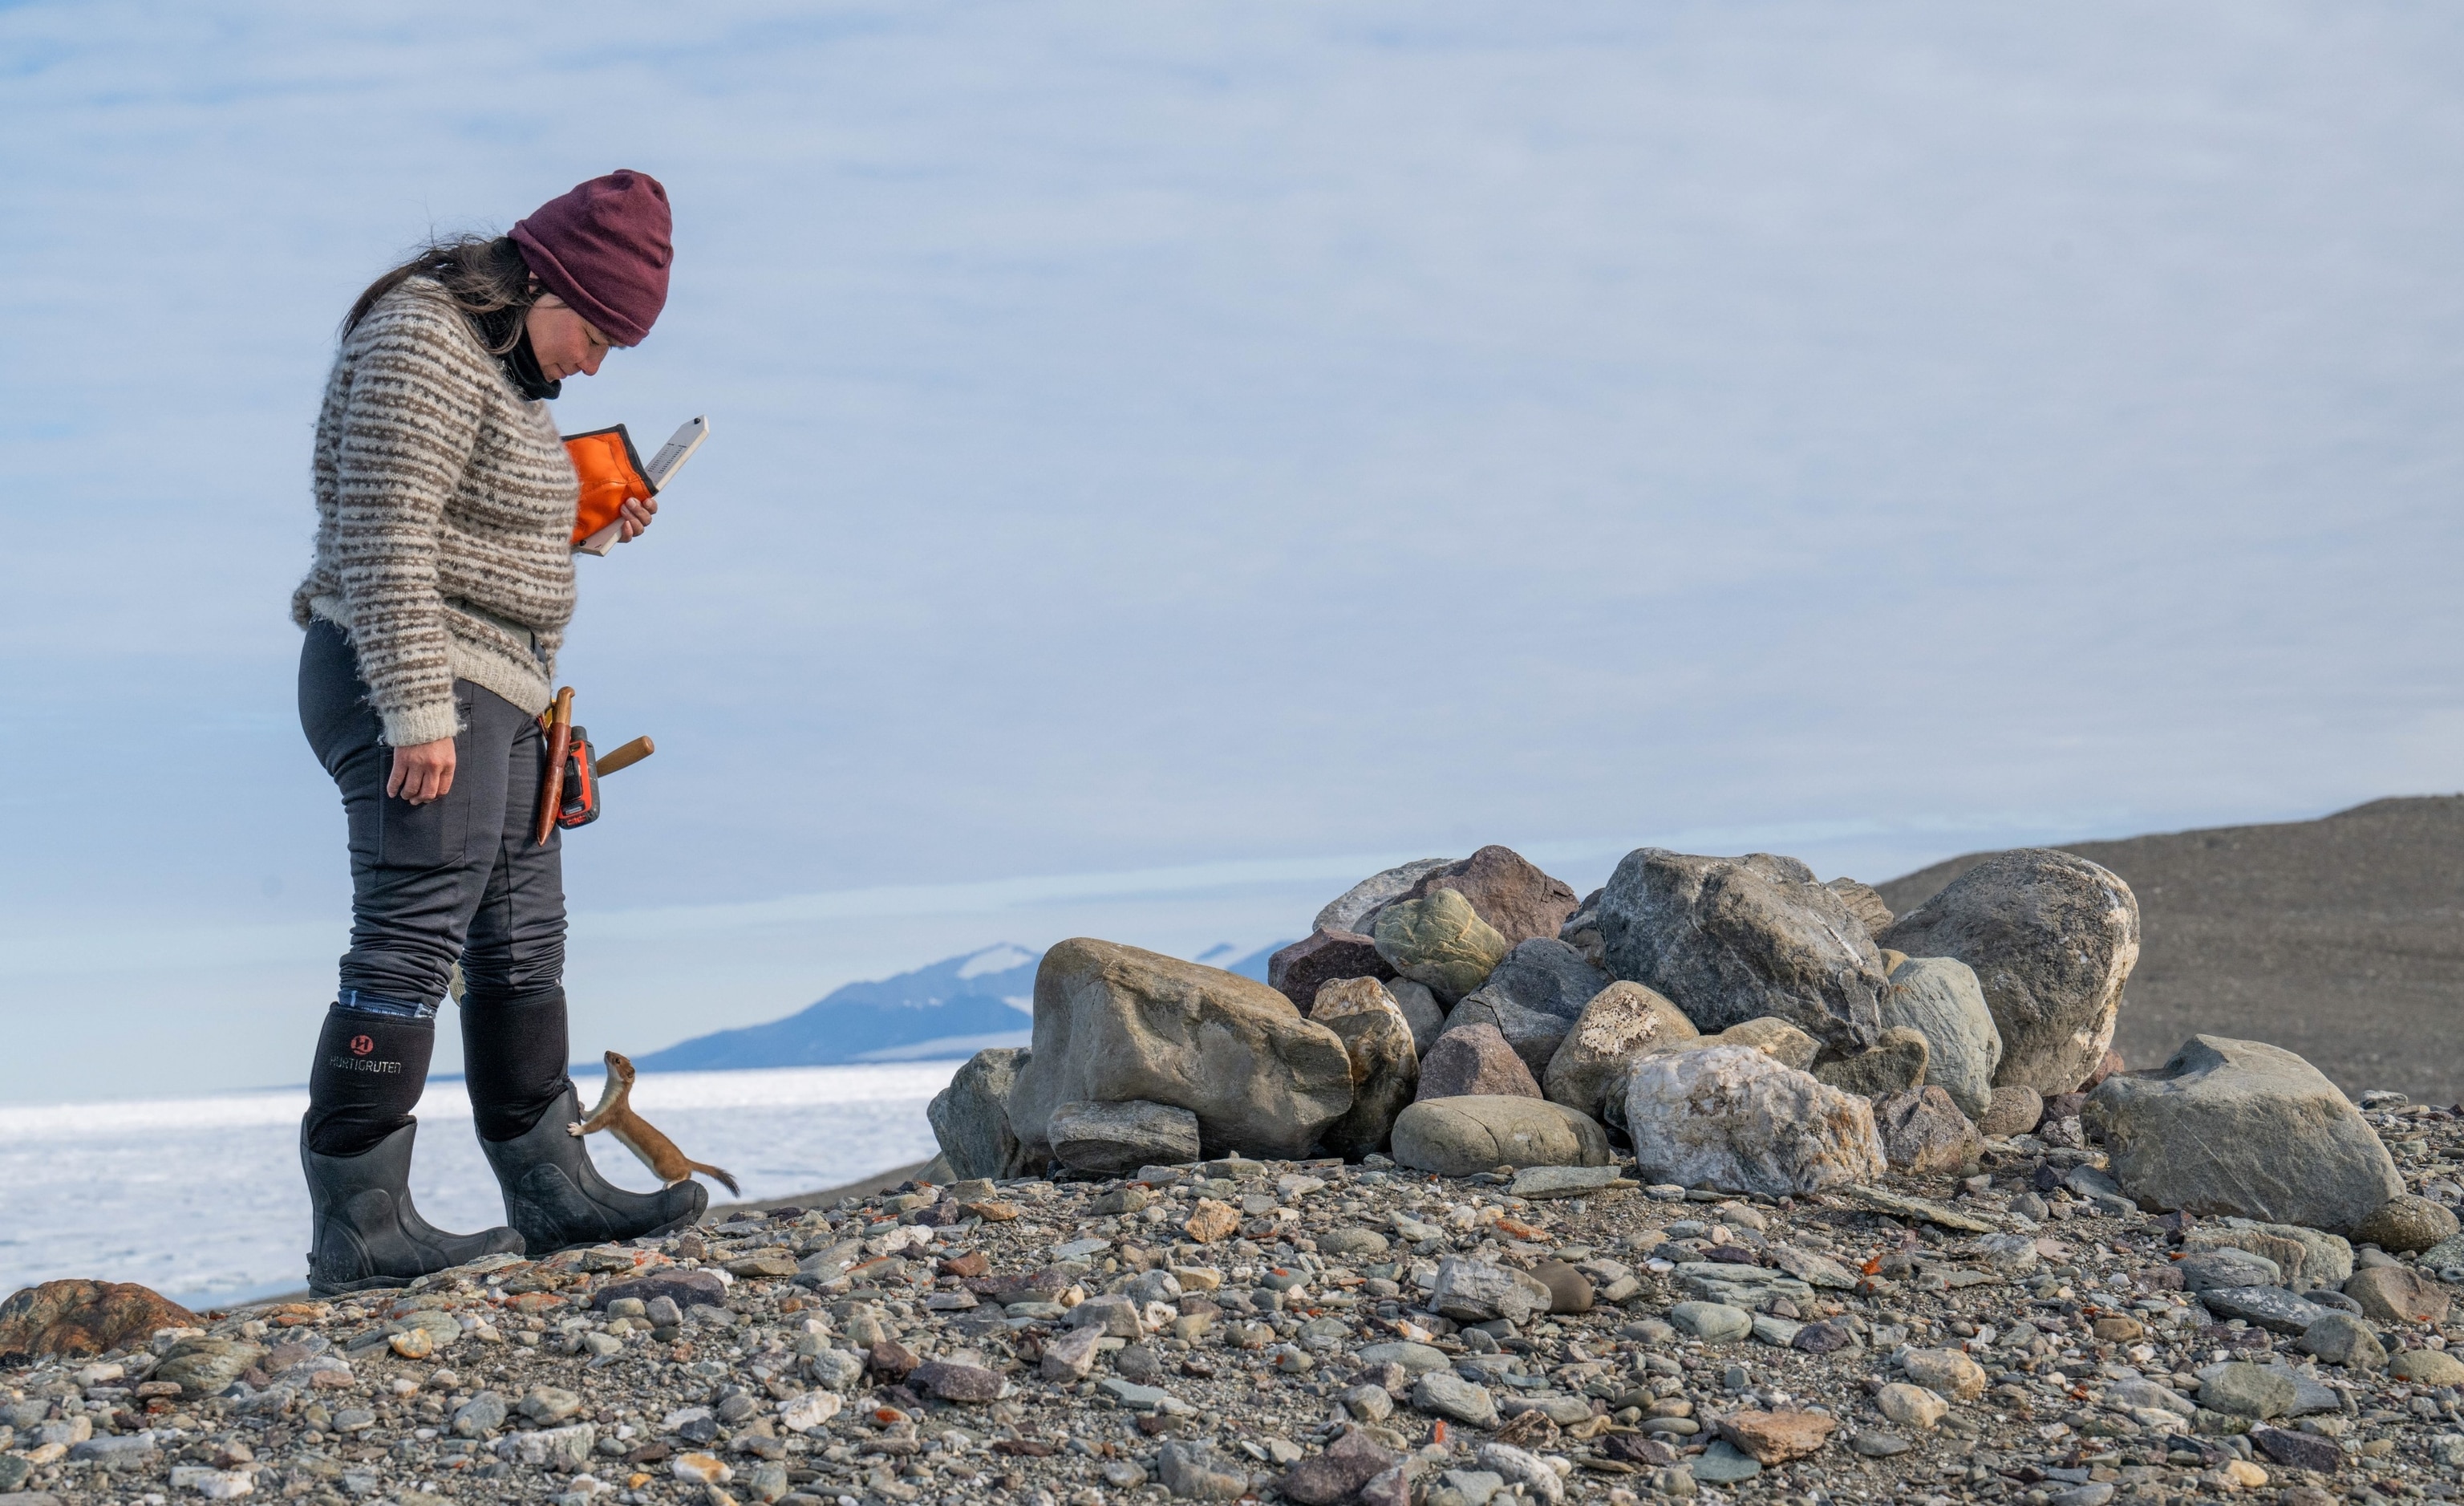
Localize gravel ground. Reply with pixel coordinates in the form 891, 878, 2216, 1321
7, 1104, 2464, 1506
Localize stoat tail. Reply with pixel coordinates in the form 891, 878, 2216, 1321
689, 1161, 741, 1195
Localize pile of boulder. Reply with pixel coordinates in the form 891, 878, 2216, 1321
934, 842, 2201, 1215
9, 843, 2464, 1506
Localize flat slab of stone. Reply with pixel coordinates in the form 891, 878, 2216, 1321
1690, 1440, 1765, 1483
1673, 1263, 1816, 1306
2198, 1285, 2325, 1336
1355, 1342, 1449, 1375
1411, 1371, 1500, 1427
1833, 1185, 2005, 1233
1097, 1378, 1180, 1411
1506, 1165, 1626, 1199
1668, 1301, 1753, 1342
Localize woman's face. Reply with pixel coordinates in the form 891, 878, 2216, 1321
525, 294, 616, 381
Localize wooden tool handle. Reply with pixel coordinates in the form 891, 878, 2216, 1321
594, 735, 655, 777
533, 688, 576, 846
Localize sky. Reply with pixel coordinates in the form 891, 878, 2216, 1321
6, 2, 2463, 1104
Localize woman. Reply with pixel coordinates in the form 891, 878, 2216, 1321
291, 170, 704, 1294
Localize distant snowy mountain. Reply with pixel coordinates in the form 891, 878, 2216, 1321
632, 940, 1294, 1070
633, 944, 1040, 1070
1194, 941, 1287, 983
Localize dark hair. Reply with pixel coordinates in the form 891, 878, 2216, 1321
342, 234, 539, 354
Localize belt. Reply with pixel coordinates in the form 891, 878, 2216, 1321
444, 597, 546, 664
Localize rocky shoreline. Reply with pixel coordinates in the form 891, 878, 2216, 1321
6, 840, 2463, 1506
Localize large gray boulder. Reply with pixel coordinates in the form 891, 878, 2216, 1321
1007, 940, 1355, 1163
1877, 957, 2002, 1120
1457, 939, 1610, 1022
1372, 888, 1510, 1005
1309, 978, 1421, 1160
2087, 1035, 2402, 1233
1394, 846, 1583, 946
1598, 849, 1886, 1053
1878, 849, 2139, 1094
1623, 1044, 1887, 1198
926, 1048, 1035, 1180
1315, 859, 1454, 936
1386, 979, 1446, 1054
1542, 981, 1697, 1118
1390, 1096, 1611, 1177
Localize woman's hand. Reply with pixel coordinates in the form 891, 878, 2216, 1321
617, 493, 659, 542
388, 737, 457, 805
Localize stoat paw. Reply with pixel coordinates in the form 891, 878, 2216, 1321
565, 1122, 585, 1137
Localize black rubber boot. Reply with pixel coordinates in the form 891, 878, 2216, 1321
479, 1084, 706, 1256
301, 1118, 525, 1295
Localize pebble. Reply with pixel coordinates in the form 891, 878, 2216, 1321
2198, 1283, 2326, 1334
1668, 1301, 1753, 1342
1875, 1382, 1948, 1430
1691, 1440, 1764, 1483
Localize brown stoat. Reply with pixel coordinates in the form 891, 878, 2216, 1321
569, 1050, 741, 1195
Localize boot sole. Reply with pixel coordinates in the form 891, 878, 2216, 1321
525, 1205, 705, 1258
307, 1272, 416, 1297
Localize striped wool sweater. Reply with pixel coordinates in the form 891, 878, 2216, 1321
290, 278, 579, 746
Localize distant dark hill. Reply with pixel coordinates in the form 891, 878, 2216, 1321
1874, 796, 2464, 1103
631, 939, 1293, 1071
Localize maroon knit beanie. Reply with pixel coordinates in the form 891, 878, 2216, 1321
511, 170, 672, 347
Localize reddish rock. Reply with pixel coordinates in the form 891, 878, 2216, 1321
1978, 1085, 2044, 1139
938, 1251, 991, 1279
1267, 930, 1396, 1012
1603, 1433, 1680, 1467
1873, 1086, 1984, 1176
0, 1280, 197, 1365
2080, 1047, 2126, 1092
1404, 846, 1581, 947
2250, 1426, 2340, 1475
2345, 1265, 2452, 1325
1415, 1024, 1542, 1101
868, 1338, 922, 1378
1717, 1409, 1838, 1464
910, 1359, 1003, 1402
1183, 1199, 1241, 1244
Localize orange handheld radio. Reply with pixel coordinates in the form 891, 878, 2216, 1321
562, 416, 710, 556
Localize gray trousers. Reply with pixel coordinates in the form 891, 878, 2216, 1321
298, 619, 571, 1143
